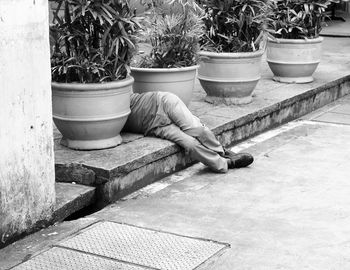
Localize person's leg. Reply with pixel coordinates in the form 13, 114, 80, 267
192, 125, 225, 153
159, 92, 202, 131
151, 124, 229, 173
158, 93, 254, 169
159, 93, 225, 154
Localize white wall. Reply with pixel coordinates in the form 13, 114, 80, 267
0, 0, 55, 246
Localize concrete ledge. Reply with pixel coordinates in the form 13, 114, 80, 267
54, 37, 350, 205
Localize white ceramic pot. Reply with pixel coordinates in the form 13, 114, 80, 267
267, 37, 323, 83
130, 65, 199, 106
198, 50, 264, 105
52, 77, 133, 150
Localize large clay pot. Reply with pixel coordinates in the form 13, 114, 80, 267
52, 77, 133, 150
130, 65, 198, 106
267, 37, 323, 83
198, 50, 264, 105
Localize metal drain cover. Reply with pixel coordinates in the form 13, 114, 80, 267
12, 246, 148, 270
58, 221, 228, 270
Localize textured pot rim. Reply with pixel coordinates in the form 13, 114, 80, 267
268, 36, 323, 44
130, 65, 199, 73
51, 76, 134, 91
198, 49, 264, 59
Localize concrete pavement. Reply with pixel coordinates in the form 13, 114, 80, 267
3, 95, 350, 269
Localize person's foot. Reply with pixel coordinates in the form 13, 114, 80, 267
223, 150, 254, 169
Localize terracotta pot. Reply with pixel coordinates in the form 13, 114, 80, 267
198, 50, 264, 105
267, 37, 323, 83
52, 77, 133, 150
130, 65, 198, 106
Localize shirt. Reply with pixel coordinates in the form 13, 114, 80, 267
124, 92, 172, 135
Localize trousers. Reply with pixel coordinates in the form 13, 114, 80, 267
125, 92, 229, 173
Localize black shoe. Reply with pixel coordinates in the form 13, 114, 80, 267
223, 150, 254, 169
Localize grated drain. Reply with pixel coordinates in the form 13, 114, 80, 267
11, 246, 149, 270
58, 221, 229, 270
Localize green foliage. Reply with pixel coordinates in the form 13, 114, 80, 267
134, 0, 203, 68
199, 0, 272, 53
267, 0, 337, 39
50, 0, 141, 83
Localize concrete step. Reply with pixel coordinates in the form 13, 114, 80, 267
53, 183, 96, 223
54, 37, 350, 207
0, 183, 96, 250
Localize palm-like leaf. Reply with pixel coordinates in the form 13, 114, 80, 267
199, 0, 273, 53
135, 0, 203, 68
50, 0, 141, 83
267, 0, 337, 39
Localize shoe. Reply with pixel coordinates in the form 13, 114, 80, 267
223, 150, 254, 169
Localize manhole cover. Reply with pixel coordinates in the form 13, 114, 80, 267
58, 221, 229, 270
11, 246, 148, 270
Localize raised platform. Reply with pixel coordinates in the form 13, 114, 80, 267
54, 37, 350, 206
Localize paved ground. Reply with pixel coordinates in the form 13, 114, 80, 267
4, 94, 350, 269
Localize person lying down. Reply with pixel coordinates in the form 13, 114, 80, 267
123, 92, 253, 173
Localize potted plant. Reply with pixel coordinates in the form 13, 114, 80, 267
266, 0, 336, 83
198, 0, 272, 105
130, 0, 202, 106
50, 0, 140, 150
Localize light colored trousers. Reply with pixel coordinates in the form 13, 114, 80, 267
127, 92, 229, 173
